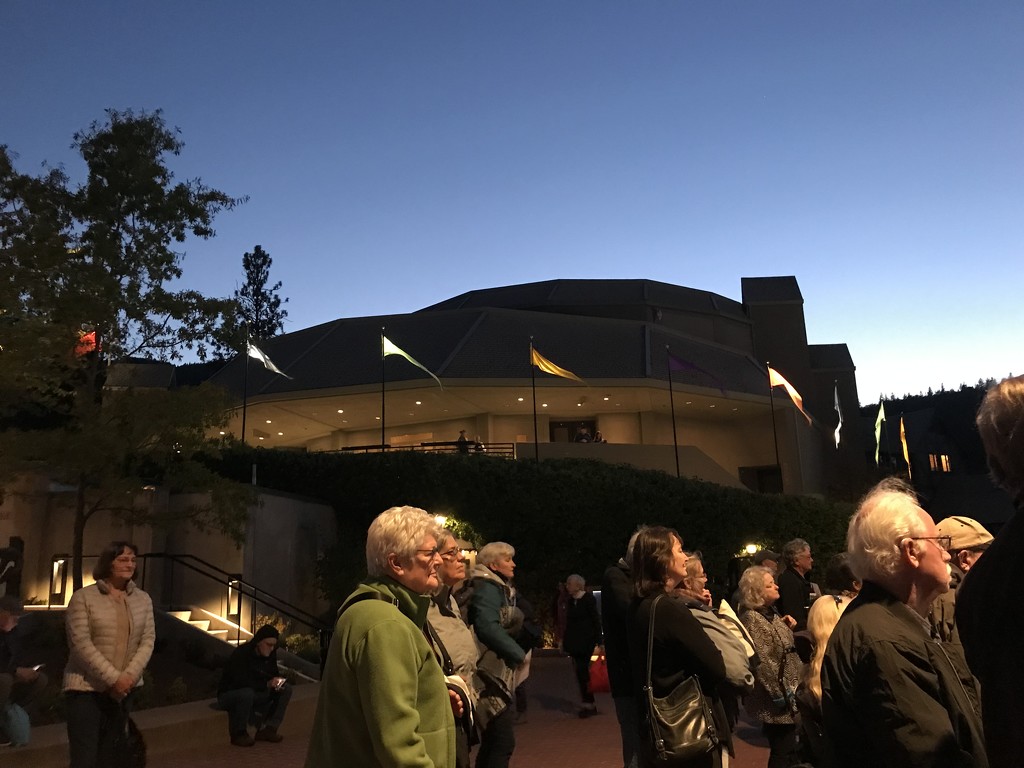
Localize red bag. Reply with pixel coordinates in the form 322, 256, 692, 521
588, 654, 610, 694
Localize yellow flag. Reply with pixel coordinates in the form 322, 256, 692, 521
768, 366, 812, 426
900, 415, 912, 480
530, 347, 584, 383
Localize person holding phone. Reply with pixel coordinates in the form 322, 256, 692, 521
0, 596, 47, 746
217, 624, 292, 746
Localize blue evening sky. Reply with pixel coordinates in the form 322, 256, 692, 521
3, 1, 1021, 405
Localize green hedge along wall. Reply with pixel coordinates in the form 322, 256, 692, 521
211, 447, 855, 616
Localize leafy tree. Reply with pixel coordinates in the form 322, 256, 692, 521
0, 109, 253, 589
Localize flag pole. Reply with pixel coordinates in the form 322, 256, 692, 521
767, 362, 784, 493
666, 345, 680, 478
380, 327, 386, 450
881, 406, 891, 469
241, 335, 249, 446
530, 338, 539, 464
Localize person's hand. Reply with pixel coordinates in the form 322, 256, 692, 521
14, 666, 38, 683
701, 589, 713, 606
268, 676, 286, 690
781, 614, 797, 629
448, 688, 464, 719
110, 673, 134, 700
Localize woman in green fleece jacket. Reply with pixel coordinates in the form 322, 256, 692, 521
304, 506, 458, 768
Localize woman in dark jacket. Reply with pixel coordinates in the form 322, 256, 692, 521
629, 527, 729, 768
217, 624, 292, 746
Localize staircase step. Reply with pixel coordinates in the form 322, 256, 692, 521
188, 620, 211, 632
168, 611, 192, 622
208, 629, 229, 639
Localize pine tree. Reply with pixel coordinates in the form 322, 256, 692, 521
236, 245, 288, 343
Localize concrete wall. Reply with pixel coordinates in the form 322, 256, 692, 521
0, 479, 335, 632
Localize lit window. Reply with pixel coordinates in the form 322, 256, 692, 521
929, 454, 952, 473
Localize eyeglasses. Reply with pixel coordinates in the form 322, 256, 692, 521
439, 547, 462, 561
908, 535, 953, 551
414, 547, 443, 560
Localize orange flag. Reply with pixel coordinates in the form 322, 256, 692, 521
768, 366, 813, 426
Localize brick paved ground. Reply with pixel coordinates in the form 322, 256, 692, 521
148, 654, 770, 768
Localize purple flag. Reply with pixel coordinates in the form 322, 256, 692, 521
667, 352, 727, 396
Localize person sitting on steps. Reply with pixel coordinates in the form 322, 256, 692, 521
217, 624, 292, 747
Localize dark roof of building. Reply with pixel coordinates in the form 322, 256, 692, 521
421, 278, 749, 323
209, 305, 769, 399
809, 344, 855, 371
741, 276, 803, 305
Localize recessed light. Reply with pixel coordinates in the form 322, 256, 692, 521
219, 431, 225, 435
277, 431, 283, 436
415, 401, 422, 405
576, 403, 582, 407
258, 436, 265, 441
517, 397, 524, 402
375, 416, 381, 420
732, 407, 738, 411
542, 403, 548, 408
265, 419, 272, 424
603, 397, 609, 401
337, 409, 344, 414
685, 401, 692, 405
709, 405, 716, 408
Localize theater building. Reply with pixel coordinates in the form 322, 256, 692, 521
211, 276, 864, 496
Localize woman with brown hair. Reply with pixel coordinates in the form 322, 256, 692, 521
628, 527, 729, 768
63, 541, 155, 768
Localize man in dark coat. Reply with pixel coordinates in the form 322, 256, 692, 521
776, 538, 814, 631
601, 529, 644, 768
821, 479, 987, 768
218, 624, 292, 746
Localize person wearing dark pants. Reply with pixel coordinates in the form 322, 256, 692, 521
562, 574, 602, 718
0, 595, 47, 746
217, 625, 292, 747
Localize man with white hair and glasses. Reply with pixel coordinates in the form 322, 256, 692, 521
820, 478, 987, 768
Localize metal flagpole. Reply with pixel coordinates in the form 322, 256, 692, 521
241, 334, 250, 446
767, 362, 784, 493
380, 327, 386, 450
530, 338, 539, 464
667, 346, 680, 478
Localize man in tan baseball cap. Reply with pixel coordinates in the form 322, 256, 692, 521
930, 515, 993, 644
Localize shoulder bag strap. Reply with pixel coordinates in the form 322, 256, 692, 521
645, 592, 664, 693
424, 619, 456, 676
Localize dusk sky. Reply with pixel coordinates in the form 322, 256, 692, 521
3, 2, 1021, 405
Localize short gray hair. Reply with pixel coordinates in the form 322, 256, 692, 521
846, 478, 928, 582
566, 573, 585, 591
737, 566, 773, 612
365, 506, 442, 578
477, 541, 515, 567
782, 538, 810, 568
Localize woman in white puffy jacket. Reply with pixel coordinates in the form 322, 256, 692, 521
63, 541, 155, 768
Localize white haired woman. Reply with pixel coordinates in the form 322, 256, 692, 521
737, 565, 804, 768
466, 541, 525, 768
304, 506, 457, 768
562, 573, 602, 718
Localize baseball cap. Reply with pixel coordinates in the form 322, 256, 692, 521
935, 516, 993, 551
753, 549, 781, 565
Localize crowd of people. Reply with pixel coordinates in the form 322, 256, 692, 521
3, 374, 1022, 768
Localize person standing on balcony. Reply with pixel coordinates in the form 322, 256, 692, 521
217, 624, 293, 746
63, 541, 155, 768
